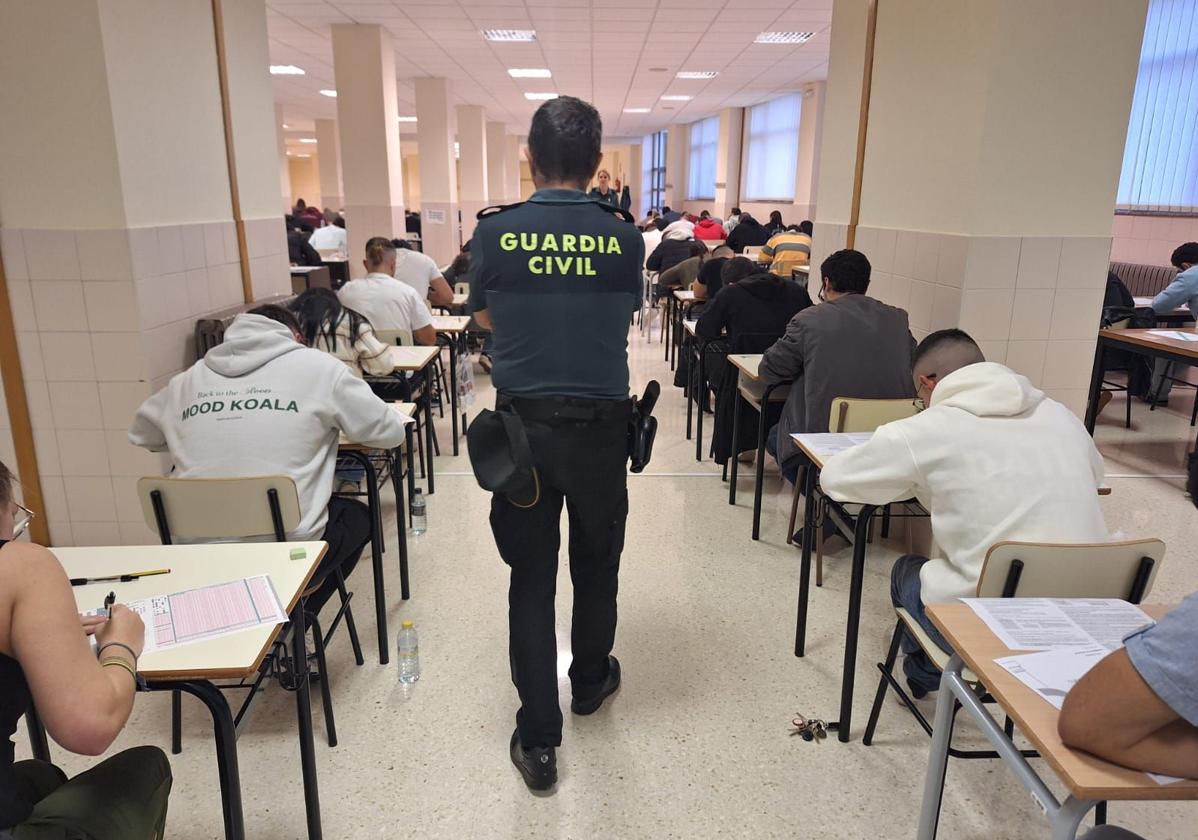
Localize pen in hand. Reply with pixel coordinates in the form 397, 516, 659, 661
104, 591, 116, 620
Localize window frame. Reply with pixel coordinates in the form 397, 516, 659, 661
742, 93, 802, 203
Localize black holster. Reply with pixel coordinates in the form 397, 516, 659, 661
629, 381, 661, 473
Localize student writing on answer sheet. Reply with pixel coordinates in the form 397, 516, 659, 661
1144, 242, 1198, 404
0, 461, 173, 839
819, 329, 1109, 699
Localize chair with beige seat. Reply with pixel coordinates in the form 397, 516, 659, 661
137, 475, 363, 752
786, 397, 919, 584
861, 537, 1165, 763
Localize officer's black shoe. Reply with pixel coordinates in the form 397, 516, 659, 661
510, 729, 557, 793
571, 656, 622, 715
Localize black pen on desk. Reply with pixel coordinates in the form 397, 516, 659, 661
70, 568, 171, 586
103, 591, 116, 620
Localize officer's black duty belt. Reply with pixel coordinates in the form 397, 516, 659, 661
496, 393, 634, 423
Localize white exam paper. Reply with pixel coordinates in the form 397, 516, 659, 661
962, 598, 1154, 652
1147, 329, 1198, 342
994, 646, 1108, 710
791, 432, 874, 461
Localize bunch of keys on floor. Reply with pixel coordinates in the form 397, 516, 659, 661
789, 714, 834, 742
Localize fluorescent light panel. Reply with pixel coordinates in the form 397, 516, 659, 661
270, 64, 305, 75
298, 138, 317, 144
484, 29, 536, 42
524, 92, 558, 101
319, 89, 337, 97
660, 95, 692, 101
508, 68, 551, 78
676, 71, 717, 79
623, 108, 651, 113
397, 116, 418, 122
754, 31, 814, 44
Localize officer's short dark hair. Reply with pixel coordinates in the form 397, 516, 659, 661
821, 249, 871, 294
721, 257, 757, 285
1172, 242, 1198, 269
249, 304, 303, 341
527, 96, 603, 186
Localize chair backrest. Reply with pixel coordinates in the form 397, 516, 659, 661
316, 247, 341, 260
376, 328, 414, 347
742, 246, 763, 261
137, 476, 302, 542
828, 397, 918, 433
1109, 261, 1176, 297
454, 282, 469, 296
705, 239, 726, 250
976, 538, 1165, 602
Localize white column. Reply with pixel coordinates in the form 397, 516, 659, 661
314, 118, 343, 210
414, 77, 461, 264
793, 82, 826, 221
485, 120, 508, 206
505, 135, 522, 202
665, 125, 688, 211
331, 23, 405, 266
456, 105, 488, 243
714, 108, 744, 220
276, 104, 291, 213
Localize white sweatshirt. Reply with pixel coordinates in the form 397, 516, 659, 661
819, 362, 1109, 605
128, 314, 407, 539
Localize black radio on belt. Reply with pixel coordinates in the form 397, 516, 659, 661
629, 381, 660, 473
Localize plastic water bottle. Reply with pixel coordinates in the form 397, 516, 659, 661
397, 620, 420, 683
411, 488, 427, 535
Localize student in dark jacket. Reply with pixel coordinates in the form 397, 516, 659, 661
647, 225, 705, 275
697, 258, 814, 465
765, 210, 786, 238
726, 213, 770, 254
286, 216, 322, 267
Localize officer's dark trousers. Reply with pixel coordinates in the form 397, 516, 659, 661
489, 400, 630, 749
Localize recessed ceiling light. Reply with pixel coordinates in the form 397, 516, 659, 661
508, 68, 551, 78
676, 71, 717, 79
660, 95, 692, 101
397, 116, 418, 123
649, 67, 668, 72
662, 106, 675, 111
298, 138, 317, 144
270, 64, 305, 75
282, 123, 291, 129
623, 107, 651, 113
296, 154, 311, 158
755, 31, 814, 44
483, 29, 536, 42
524, 92, 558, 101
319, 89, 337, 97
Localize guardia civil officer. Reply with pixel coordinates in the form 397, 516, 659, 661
468, 96, 644, 793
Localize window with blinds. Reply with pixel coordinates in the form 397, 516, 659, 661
687, 116, 719, 201
743, 93, 802, 201
643, 130, 667, 216
1117, 0, 1198, 214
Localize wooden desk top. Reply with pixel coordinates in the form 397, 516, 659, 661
728, 353, 764, 381
432, 315, 470, 333
673, 290, 696, 302
289, 266, 321, 274
59, 542, 326, 681
929, 603, 1198, 802
339, 403, 416, 449
386, 345, 439, 371
1099, 328, 1198, 360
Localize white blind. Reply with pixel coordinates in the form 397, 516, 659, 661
687, 116, 719, 200
1117, 0, 1198, 213
743, 93, 801, 201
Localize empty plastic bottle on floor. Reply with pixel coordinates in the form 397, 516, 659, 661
397, 620, 420, 683
411, 488, 427, 535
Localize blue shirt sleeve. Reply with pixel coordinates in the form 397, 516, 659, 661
1151, 267, 1198, 314
1124, 591, 1198, 726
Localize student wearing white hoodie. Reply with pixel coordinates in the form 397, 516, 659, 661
820, 329, 1109, 696
128, 306, 407, 613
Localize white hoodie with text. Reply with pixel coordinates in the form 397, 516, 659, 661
129, 314, 406, 539
819, 362, 1108, 605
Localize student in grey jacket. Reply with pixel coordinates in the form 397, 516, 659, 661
760, 249, 915, 483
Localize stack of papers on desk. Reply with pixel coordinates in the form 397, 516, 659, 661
792, 432, 873, 460
1147, 330, 1198, 342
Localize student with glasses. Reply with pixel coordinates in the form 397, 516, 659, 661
0, 461, 173, 839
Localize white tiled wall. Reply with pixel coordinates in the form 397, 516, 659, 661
0, 217, 288, 546
847, 225, 1112, 418
1110, 214, 1198, 267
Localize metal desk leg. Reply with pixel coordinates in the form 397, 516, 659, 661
391, 447, 410, 601
917, 658, 961, 840
424, 372, 436, 495
728, 386, 743, 504
696, 346, 707, 462
751, 384, 776, 540
837, 503, 877, 742
448, 339, 460, 456
794, 465, 818, 657
338, 450, 387, 664
289, 600, 323, 839
405, 424, 415, 527
1084, 336, 1107, 434
170, 680, 246, 840
685, 334, 694, 441
24, 703, 50, 762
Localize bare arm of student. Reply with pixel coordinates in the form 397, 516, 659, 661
413, 324, 437, 346
1059, 649, 1198, 779
127, 388, 170, 451
428, 274, 454, 307
819, 424, 922, 505
4, 543, 143, 756
331, 368, 406, 449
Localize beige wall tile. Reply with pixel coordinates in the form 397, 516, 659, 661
17, 332, 46, 383
77, 229, 133, 281
976, 340, 1008, 364
1050, 288, 1106, 341
32, 429, 60, 476
23, 229, 80, 280
32, 281, 88, 331
203, 223, 226, 267
39, 475, 70, 530
1058, 236, 1111, 289
872, 227, 897, 274
56, 429, 110, 476
63, 475, 117, 522
72, 521, 122, 546
936, 234, 968, 289
105, 430, 163, 476
958, 288, 1015, 341
92, 332, 148, 382
889, 274, 912, 309
209, 263, 245, 310
930, 284, 963, 331
907, 279, 935, 331
158, 225, 185, 274
83, 281, 140, 332
144, 319, 196, 381
181, 224, 206, 271
8, 280, 35, 325
1, 229, 29, 281
48, 381, 103, 430
1016, 237, 1062, 289
893, 229, 918, 278
250, 254, 288, 300
913, 232, 940, 284
39, 332, 96, 381
118, 519, 160, 546
185, 269, 212, 316
25, 380, 52, 427
98, 381, 150, 430
1043, 387, 1090, 419
867, 271, 892, 304
1008, 289, 1055, 340
223, 222, 240, 263
964, 236, 1020, 289
127, 227, 161, 279
1006, 340, 1048, 387
1042, 338, 1098, 390
112, 475, 147, 523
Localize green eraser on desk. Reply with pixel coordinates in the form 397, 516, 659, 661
290, 548, 306, 560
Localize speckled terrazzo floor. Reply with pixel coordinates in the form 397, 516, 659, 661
20, 317, 1198, 839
